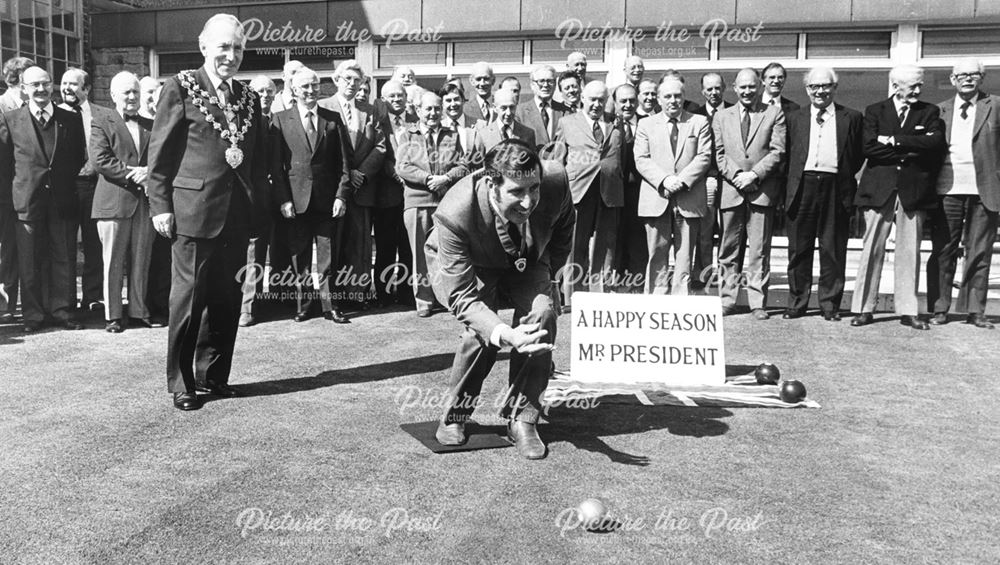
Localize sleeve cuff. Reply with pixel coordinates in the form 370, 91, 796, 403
490, 323, 511, 347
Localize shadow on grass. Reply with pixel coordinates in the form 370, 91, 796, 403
234, 351, 509, 398
543, 403, 732, 466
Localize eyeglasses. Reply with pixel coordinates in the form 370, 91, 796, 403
806, 83, 835, 91
338, 76, 364, 85
953, 72, 983, 81
24, 81, 51, 88
533, 79, 555, 86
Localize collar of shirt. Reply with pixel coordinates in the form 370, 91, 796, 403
739, 103, 754, 119
297, 103, 318, 122
206, 73, 233, 100
584, 115, 605, 133
892, 97, 909, 116
810, 104, 831, 121
28, 101, 55, 117
420, 124, 439, 137
443, 115, 466, 129
761, 93, 778, 106
337, 95, 355, 112
535, 97, 550, 111
118, 109, 140, 121
487, 192, 531, 245
954, 94, 977, 117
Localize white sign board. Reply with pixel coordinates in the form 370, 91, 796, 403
570, 292, 726, 386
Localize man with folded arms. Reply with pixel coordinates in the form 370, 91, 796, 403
91, 72, 156, 333
427, 140, 574, 459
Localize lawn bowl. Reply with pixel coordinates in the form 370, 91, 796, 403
577, 498, 609, 531
780, 380, 807, 403
755, 363, 781, 385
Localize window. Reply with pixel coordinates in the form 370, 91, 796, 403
631, 33, 709, 62
378, 42, 447, 68
0, 0, 81, 80
719, 33, 798, 60
922, 28, 1000, 58
806, 31, 891, 59
453, 40, 522, 65
532, 38, 604, 63
157, 52, 203, 77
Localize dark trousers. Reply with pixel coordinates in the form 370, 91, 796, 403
15, 201, 77, 323
74, 178, 103, 306
927, 194, 999, 315
240, 222, 271, 318
288, 209, 343, 315
372, 204, 412, 304
0, 203, 18, 315
564, 183, 619, 300
785, 172, 849, 314
269, 216, 303, 305
340, 201, 373, 302
442, 266, 557, 425
615, 181, 647, 292
147, 234, 172, 319
166, 221, 249, 393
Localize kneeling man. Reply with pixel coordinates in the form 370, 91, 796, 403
426, 139, 575, 459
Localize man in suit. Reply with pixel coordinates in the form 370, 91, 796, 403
0, 66, 87, 332
140, 76, 171, 325
319, 60, 386, 312
782, 67, 864, 321
440, 83, 475, 152
713, 68, 786, 319
147, 14, 270, 410
396, 91, 470, 317
427, 140, 575, 460
516, 65, 570, 152
0, 56, 33, 323
464, 62, 495, 124
558, 71, 582, 112
637, 78, 660, 118
270, 60, 303, 115
60, 67, 111, 315
138, 76, 160, 120
690, 72, 733, 291
926, 59, 1000, 329
499, 76, 522, 101
272, 68, 352, 324
238, 75, 277, 328
90, 72, 155, 333
634, 77, 712, 295
605, 56, 646, 116
556, 80, 625, 301
373, 80, 415, 308
472, 89, 536, 158
850, 65, 945, 330
611, 83, 647, 293
658, 71, 703, 114
761, 62, 801, 114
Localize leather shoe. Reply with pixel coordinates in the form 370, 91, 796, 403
324, 309, 350, 324
293, 311, 310, 322
850, 313, 873, 327
752, 308, 770, 320
149, 316, 167, 328
900, 315, 929, 330
238, 313, 255, 327
929, 312, 948, 325
435, 421, 467, 446
195, 382, 238, 397
105, 319, 124, 333
0, 312, 15, 324
507, 420, 546, 460
173, 392, 201, 411
822, 311, 842, 322
61, 319, 83, 330
416, 309, 433, 318
967, 314, 995, 329
87, 301, 104, 312
23, 321, 41, 333
130, 317, 153, 329
782, 309, 804, 320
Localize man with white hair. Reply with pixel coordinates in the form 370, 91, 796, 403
147, 14, 270, 410
271, 59, 304, 114
391, 65, 416, 87
850, 65, 945, 330
90, 72, 155, 333
926, 58, 1000, 329
567, 51, 588, 84
0, 56, 34, 322
516, 65, 570, 150
464, 62, 496, 123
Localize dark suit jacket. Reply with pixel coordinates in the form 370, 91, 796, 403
395, 125, 469, 209
146, 66, 270, 238
60, 102, 114, 179
856, 98, 946, 211
270, 105, 351, 214
90, 110, 153, 219
617, 114, 646, 186
318, 95, 386, 207
374, 108, 416, 209
937, 91, 1000, 212
555, 112, 625, 207
785, 103, 864, 213
692, 101, 734, 178
516, 98, 570, 148
425, 161, 576, 341
0, 105, 87, 221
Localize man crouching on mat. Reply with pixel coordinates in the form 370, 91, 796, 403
425, 139, 576, 459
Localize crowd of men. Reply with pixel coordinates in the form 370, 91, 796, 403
1, 32, 997, 338
1, 14, 996, 457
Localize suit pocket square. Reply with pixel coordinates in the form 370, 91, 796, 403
914, 125, 925, 131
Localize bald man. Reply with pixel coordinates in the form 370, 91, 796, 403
271, 59, 303, 114
465, 62, 496, 123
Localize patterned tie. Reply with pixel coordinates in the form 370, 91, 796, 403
960, 101, 972, 120
304, 110, 317, 151
898, 104, 908, 126
36, 109, 47, 127
343, 102, 353, 128
624, 120, 633, 143
540, 101, 549, 136
426, 129, 437, 174
668, 117, 678, 154
740, 107, 750, 144
592, 120, 604, 146
482, 101, 491, 122
501, 125, 510, 141
816, 109, 825, 126
217, 81, 230, 104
